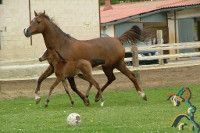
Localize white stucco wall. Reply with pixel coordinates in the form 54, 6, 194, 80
101, 25, 115, 37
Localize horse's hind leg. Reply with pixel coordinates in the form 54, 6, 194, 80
62, 80, 74, 107
83, 73, 104, 106
35, 65, 54, 104
92, 79, 104, 106
85, 83, 92, 98
77, 73, 92, 98
95, 67, 116, 102
67, 77, 89, 106
116, 61, 147, 101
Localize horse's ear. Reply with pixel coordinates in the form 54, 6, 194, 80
42, 10, 45, 16
34, 10, 38, 16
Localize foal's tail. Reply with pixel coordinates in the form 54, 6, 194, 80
118, 25, 143, 44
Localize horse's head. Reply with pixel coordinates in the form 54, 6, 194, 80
39, 48, 65, 63
24, 11, 47, 37
39, 49, 51, 62
39, 49, 54, 62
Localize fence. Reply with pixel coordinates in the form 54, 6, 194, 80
1, 41, 200, 81
124, 41, 200, 66
0, 31, 2, 50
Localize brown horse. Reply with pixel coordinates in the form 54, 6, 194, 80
24, 11, 147, 105
38, 48, 105, 107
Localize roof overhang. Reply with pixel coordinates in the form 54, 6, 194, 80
101, 4, 200, 27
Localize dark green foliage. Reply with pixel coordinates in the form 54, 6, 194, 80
100, 0, 149, 5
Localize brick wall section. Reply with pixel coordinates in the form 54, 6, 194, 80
0, 0, 30, 60
0, 0, 100, 61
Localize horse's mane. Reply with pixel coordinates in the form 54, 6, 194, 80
38, 12, 72, 39
55, 50, 66, 62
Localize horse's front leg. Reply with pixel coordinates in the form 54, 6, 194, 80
67, 77, 89, 106
35, 65, 54, 104
45, 77, 61, 107
62, 80, 74, 107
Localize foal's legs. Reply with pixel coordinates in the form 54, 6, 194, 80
35, 65, 54, 104
85, 84, 92, 98
67, 77, 89, 106
77, 73, 92, 97
62, 80, 74, 107
95, 67, 116, 102
116, 61, 147, 101
80, 65, 104, 106
45, 78, 61, 107
83, 73, 104, 106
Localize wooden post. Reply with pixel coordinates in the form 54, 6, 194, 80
28, 0, 32, 45
157, 30, 163, 44
157, 30, 164, 65
131, 44, 140, 83
131, 44, 139, 67
0, 31, 2, 50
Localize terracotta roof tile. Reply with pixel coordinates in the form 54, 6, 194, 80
100, 0, 200, 24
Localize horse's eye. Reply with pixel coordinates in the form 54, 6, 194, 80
37, 20, 41, 24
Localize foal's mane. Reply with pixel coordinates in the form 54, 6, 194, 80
47, 46, 66, 62
55, 50, 66, 62
38, 12, 72, 38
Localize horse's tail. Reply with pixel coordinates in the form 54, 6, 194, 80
118, 25, 142, 44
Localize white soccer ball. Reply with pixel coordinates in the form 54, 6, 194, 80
66, 113, 82, 126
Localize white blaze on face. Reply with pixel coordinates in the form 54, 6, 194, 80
24, 27, 28, 34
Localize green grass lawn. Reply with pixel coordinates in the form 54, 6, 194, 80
0, 85, 200, 133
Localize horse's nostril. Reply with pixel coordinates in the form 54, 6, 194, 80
24, 28, 31, 37
39, 58, 42, 62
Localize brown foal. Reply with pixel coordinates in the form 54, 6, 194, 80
39, 48, 105, 107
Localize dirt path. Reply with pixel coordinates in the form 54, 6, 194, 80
1, 65, 200, 100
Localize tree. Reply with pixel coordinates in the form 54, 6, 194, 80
100, 0, 149, 5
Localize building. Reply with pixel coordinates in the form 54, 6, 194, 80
0, 0, 100, 80
100, 0, 200, 47
0, 0, 100, 61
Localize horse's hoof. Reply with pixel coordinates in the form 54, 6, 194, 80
143, 95, 147, 101
101, 101, 104, 107
95, 94, 100, 102
84, 98, 90, 106
138, 91, 147, 101
70, 101, 74, 107
45, 104, 48, 108
35, 97, 41, 104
